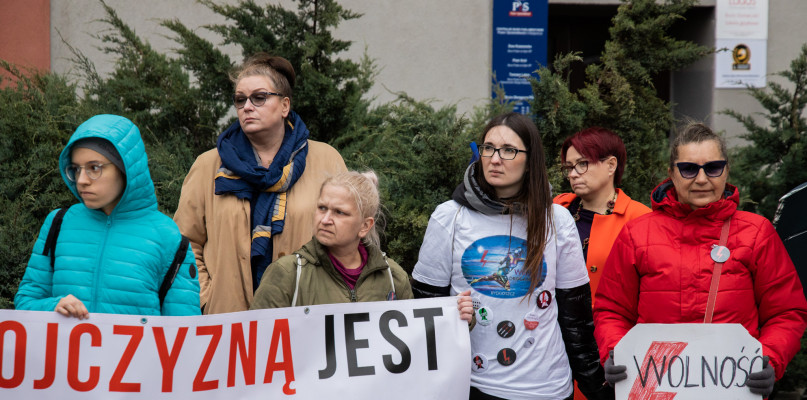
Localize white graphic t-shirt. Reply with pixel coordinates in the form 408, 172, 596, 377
413, 201, 588, 400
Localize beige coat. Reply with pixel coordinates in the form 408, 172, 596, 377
174, 140, 347, 314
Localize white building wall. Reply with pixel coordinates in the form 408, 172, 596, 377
50, 0, 807, 143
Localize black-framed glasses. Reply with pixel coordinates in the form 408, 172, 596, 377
675, 160, 728, 179
232, 91, 284, 109
65, 163, 113, 182
479, 144, 527, 160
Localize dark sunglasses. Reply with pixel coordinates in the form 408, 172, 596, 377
675, 160, 728, 179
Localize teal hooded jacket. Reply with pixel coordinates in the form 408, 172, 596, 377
15, 114, 200, 316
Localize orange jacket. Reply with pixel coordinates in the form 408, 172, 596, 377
553, 189, 650, 300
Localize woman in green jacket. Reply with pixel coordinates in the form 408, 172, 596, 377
251, 170, 414, 307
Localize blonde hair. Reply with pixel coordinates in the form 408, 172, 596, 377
321, 170, 383, 249
231, 53, 295, 103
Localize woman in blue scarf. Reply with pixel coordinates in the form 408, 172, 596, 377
174, 53, 347, 314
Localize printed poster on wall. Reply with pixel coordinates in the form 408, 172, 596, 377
715, 38, 767, 88
715, 0, 768, 88
491, 0, 548, 114
715, 0, 768, 39
613, 323, 764, 400
0, 297, 470, 399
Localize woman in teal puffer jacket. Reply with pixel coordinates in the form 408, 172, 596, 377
15, 114, 200, 317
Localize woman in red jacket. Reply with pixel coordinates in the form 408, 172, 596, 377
554, 127, 650, 300
593, 122, 807, 398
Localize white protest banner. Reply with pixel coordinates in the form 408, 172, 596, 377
613, 324, 763, 400
0, 297, 471, 399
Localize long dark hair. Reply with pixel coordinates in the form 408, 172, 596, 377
476, 112, 553, 296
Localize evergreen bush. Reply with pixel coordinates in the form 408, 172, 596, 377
723, 44, 807, 219
530, 0, 710, 200
722, 45, 807, 397
0, 64, 89, 308
0, 0, 372, 307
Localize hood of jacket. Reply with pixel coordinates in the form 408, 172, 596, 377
59, 114, 157, 216
650, 178, 738, 221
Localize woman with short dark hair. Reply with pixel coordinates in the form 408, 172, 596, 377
554, 127, 650, 300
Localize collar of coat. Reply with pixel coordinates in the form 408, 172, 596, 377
650, 178, 738, 221
296, 238, 391, 279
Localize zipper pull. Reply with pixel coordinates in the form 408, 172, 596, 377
350, 289, 357, 302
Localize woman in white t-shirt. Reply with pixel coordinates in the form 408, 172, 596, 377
412, 112, 612, 400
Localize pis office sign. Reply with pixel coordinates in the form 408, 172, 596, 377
491, 0, 548, 115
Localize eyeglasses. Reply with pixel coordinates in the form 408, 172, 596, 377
479, 144, 527, 160
65, 162, 113, 182
232, 91, 284, 109
561, 160, 591, 178
561, 156, 615, 178
675, 160, 728, 179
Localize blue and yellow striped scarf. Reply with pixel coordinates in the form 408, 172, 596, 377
214, 111, 309, 288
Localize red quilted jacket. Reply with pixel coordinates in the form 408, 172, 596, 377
593, 179, 807, 379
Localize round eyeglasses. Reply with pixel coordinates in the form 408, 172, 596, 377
65, 163, 113, 182
561, 160, 590, 178
232, 91, 284, 109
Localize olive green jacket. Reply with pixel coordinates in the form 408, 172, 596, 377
251, 238, 413, 309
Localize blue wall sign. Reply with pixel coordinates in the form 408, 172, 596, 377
491, 0, 548, 115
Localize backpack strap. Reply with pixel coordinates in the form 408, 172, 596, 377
43, 206, 71, 269
383, 252, 396, 298
159, 236, 190, 307
291, 254, 304, 307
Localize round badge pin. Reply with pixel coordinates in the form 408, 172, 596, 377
710, 245, 730, 263
496, 320, 516, 338
497, 348, 517, 366
471, 353, 488, 373
523, 337, 535, 349
536, 290, 552, 309
523, 310, 540, 330
476, 306, 492, 326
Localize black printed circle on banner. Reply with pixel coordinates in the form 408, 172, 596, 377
536, 290, 552, 309
497, 348, 517, 366
496, 320, 516, 338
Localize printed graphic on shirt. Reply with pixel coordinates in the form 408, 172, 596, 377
472, 353, 489, 373
462, 235, 546, 298
536, 290, 552, 309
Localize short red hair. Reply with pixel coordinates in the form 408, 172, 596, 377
560, 127, 627, 186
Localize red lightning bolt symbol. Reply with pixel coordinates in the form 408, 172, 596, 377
627, 341, 688, 400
